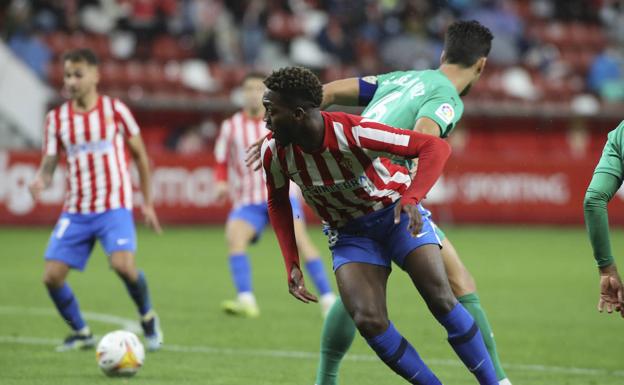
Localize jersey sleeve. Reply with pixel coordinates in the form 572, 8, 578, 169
351, 118, 451, 204
415, 85, 462, 138
358, 75, 379, 106
113, 99, 141, 137
214, 119, 232, 182
42, 109, 60, 156
261, 138, 300, 279
593, 122, 624, 180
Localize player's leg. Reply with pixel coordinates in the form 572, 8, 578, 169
222, 203, 266, 317
43, 214, 96, 351
399, 243, 497, 385
292, 214, 336, 317
437, 227, 510, 384
314, 297, 356, 385
335, 262, 442, 385
99, 208, 162, 351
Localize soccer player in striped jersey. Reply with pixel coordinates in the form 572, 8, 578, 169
261, 66, 498, 385
584, 120, 624, 317
214, 73, 335, 318
29, 49, 163, 352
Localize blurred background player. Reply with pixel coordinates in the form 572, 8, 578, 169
261, 66, 498, 385
584, 120, 624, 317
214, 72, 336, 318
28, 48, 163, 352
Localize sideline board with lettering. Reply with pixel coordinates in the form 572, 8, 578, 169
1, 151, 622, 225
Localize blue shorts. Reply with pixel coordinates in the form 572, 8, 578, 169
327, 203, 441, 271
228, 197, 304, 242
44, 209, 137, 271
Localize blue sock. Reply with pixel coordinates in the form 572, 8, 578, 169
229, 254, 252, 293
48, 283, 86, 331
304, 259, 332, 295
366, 322, 441, 385
122, 270, 152, 316
437, 304, 498, 385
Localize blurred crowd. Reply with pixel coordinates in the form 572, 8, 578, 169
1, 0, 623, 102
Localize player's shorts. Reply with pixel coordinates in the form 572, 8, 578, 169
419, 203, 446, 241
227, 196, 304, 242
44, 208, 137, 271
327, 203, 441, 271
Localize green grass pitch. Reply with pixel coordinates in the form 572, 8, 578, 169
1, 224, 623, 384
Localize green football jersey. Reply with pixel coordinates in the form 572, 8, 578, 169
361, 69, 463, 138
594, 120, 624, 180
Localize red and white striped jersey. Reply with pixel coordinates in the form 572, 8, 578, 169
43, 95, 140, 214
262, 111, 451, 228
214, 111, 269, 207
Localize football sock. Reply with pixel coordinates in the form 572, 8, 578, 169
315, 298, 356, 385
458, 293, 508, 381
305, 259, 333, 295
122, 270, 152, 316
48, 283, 86, 331
365, 321, 441, 385
229, 253, 252, 293
437, 303, 498, 385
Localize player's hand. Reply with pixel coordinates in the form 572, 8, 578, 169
598, 264, 624, 317
142, 204, 163, 234
394, 202, 423, 237
288, 265, 318, 304
214, 182, 229, 204
244, 135, 266, 171
28, 176, 46, 201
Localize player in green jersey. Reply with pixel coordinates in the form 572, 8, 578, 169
316, 20, 512, 385
584, 120, 624, 317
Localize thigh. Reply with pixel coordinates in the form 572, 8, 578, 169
440, 236, 476, 297
402, 244, 457, 318
97, 209, 137, 256
334, 262, 390, 329
225, 219, 258, 252
44, 213, 96, 271
227, 204, 269, 243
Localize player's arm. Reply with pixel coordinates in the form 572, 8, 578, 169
30, 155, 59, 201
262, 139, 317, 304
413, 117, 442, 137
321, 77, 378, 109
214, 119, 232, 203
126, 135, 161, 234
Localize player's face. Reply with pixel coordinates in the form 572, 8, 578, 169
262, 90, 297, 146
242, 77, 265, 113
63, 60, 99, 100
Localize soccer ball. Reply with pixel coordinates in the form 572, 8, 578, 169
96, 330, 145, 377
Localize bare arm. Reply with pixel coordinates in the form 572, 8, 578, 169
413, 117, 442, 137
29, 155, 59, 201
321, 78, 360, 109
126, 135, 162, 234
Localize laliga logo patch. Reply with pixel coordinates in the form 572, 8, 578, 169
435, 103, 455, 125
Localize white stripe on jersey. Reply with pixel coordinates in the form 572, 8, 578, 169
89, 111, 106, 212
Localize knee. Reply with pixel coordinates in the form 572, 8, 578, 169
449, 271, 477, 298
351, 308, 389, 339
426, 291, 458, 318
42, 271, 64, 289
226, 233, 249, 254
110, 253, 137, 280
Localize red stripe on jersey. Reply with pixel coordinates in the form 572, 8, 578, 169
68, 103, 83, 211
310, 152, 360, 220
112, 103, 126, 208
98, 98, 112, 210
240, 114, 251, 204
254, 119, 267, 202
340, 124, 393, 206
84, 112, 97, 213
290, 149, 335, 222
43, 113, 50, 154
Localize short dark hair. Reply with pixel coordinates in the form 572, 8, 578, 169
443, 20, 493, 67
263, 67, 323, 108
62, 48, 99, 66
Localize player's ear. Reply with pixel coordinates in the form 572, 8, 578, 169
475, 57, 487, 75
293, 106, 306, 120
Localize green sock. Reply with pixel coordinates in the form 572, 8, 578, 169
315, 297, 357, 385
458, 292, 507, 381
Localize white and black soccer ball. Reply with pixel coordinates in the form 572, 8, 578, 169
96, 330, 145, 377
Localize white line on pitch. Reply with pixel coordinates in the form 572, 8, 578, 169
1, 306, 623, 378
